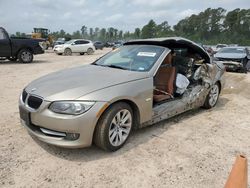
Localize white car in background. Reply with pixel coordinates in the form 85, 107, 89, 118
53, 39, 95, 55
212, 44, 228, 53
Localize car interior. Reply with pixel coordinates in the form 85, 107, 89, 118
153, 46, 206, 105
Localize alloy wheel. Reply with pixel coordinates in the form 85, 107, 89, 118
108, 109, 132, 147
209, 84, 219, 107
21, 51, 32, 62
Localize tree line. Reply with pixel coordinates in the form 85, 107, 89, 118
14, 8, 250, 45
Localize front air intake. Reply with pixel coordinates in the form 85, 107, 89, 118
27, 95, 43, 109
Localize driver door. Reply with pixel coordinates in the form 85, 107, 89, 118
70, 40, 81, 52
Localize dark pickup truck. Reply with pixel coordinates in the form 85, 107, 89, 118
0, 27, 45, 63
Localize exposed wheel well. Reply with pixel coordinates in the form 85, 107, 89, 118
216, 81, 221, 93
17, 47, 33, 56
93, 99, 141, 142
116, 99, 140, 130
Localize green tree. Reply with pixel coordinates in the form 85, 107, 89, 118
141, 19, 157, 38
118, 30, 123, 39
89, 28, 94, 40
157, 21, 172, 37
100, 28, 106, 41
81, 25, 88, 38
72, 30, 81, 39
94, 27, 100, 40
134, 28, 141, 39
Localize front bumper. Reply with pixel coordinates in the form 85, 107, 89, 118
53, 48, 64, 53
222, 61, 243, 72
19, 97, 108, 148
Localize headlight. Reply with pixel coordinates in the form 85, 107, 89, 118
49, 101, 95, 115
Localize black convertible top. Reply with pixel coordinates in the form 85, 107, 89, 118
124, 37, 210, 63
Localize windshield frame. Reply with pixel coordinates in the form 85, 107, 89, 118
65, 40, 75, 44
92, 44, 166, 72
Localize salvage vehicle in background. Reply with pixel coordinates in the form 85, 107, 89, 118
52, 40, 64, 49
0, 27, 45, 63
53, 39, 95, 55
112, 41, 123, 50
19, 37, 225, 151
214, 47, 250, 73
212, 44, 228, 53
94, 41, 105, 50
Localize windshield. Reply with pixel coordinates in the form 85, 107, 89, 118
218, 48, 245, 54
93, 45, 165, 72
65, 40, 75, 44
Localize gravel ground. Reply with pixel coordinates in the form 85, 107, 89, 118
0, 49, 249, 188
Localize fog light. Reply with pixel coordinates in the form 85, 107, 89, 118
65, 133, 80, 140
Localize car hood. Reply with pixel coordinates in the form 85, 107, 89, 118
214, 53, 246, 59
25, 65, 148, 101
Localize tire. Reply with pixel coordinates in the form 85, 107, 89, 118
87, 48, 94, 55
64, 48, 72, 56
203, 83, 220, 109
57, 53, 63, 55
18, 49, 33, 63
7, 57, 17, 61
80, 52, 85, 55
94, 102, 133, 151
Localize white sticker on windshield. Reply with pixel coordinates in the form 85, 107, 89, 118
138, 67, 145, 71
137, 52, 156, 57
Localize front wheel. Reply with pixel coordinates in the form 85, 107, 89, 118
94, 102, 133, 151
18, 49, 33, 63
203, 83, 220, 109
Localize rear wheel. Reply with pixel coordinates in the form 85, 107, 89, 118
87, 48, 94, 55
18, 49, 33, 63
64, 48, 72, 56
94, 102, 133, 151
203, 83, 220, 109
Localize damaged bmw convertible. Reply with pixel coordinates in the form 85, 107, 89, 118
19, 38, 225, 151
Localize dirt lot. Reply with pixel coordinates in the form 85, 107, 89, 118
0, 49, 249, 188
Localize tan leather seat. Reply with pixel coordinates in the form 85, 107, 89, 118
153, 54, 176, 102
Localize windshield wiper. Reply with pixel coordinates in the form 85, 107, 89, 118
104, 64, 127, 70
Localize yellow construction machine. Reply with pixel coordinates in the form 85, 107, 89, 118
31, 28, 54, 49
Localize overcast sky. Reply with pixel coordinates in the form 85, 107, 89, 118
0, 0, 249, 34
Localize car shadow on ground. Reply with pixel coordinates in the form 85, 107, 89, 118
32, 96, 228, 162
0, 60, 50, 64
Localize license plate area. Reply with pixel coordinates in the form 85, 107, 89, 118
19, 106, 30, 125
